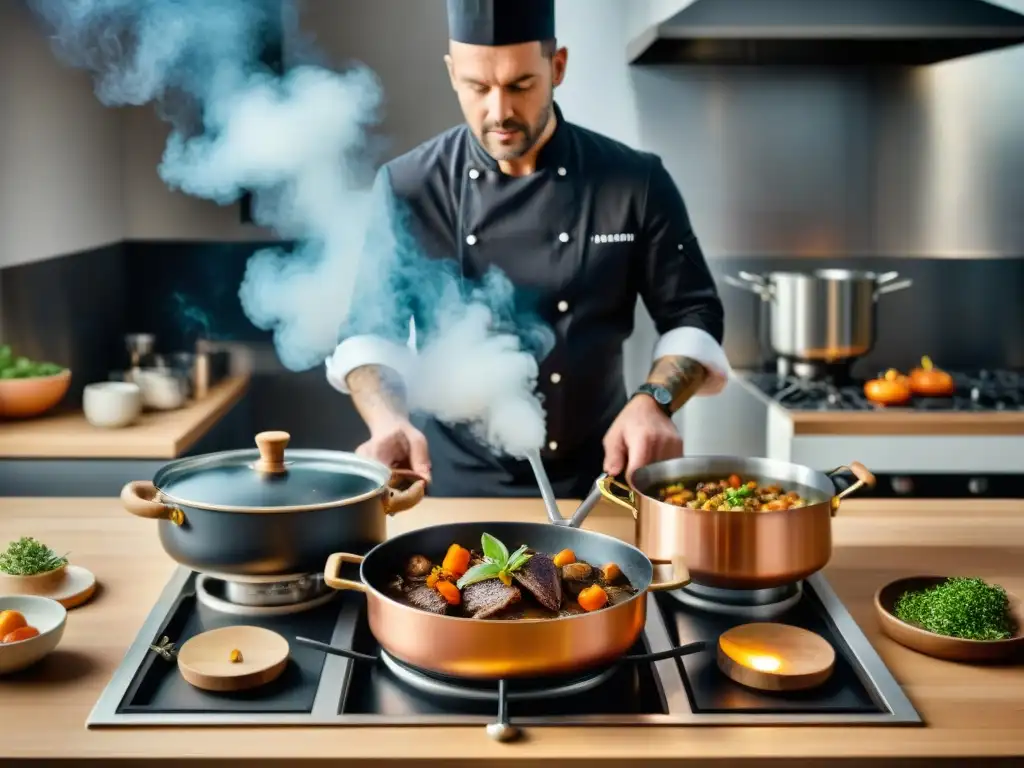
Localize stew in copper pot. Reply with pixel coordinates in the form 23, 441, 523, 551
388, 531, 637, 620
656, 474, 814, 512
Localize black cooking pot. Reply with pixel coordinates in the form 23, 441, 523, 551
119, 431, 427, 577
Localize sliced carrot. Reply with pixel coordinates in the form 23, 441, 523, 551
578, 584, 609, 612
601, 563, 623, 583
441, 543, 472, 577
435, 580, 461, 606
552, 549, 576, 568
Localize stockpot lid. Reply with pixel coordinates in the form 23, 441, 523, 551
152, 431, 393, 511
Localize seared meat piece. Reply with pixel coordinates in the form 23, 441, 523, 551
561, 562, 593, 582
513, 552, 562, 611
405, 585, 449, 615
605, 585, 636, 606
462, 579, 521, 619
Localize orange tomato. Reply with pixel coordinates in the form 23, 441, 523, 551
864, 369, 912, 406
2, 625, 39, 643
908, 356, 955, 397
0, 609, 27, 639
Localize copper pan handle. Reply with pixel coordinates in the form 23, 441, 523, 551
648, 556, 690, 592
596, 474, 638, 520
324, 553, 367, 592
384, 469, 428, 515
120, 480, 184, 525
826, 462, 877, 515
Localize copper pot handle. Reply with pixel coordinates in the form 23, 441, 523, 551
120, 480, 185, 525
648, 555, 691, 592
384, 469, 428, 515
596, 474, 638, 520
826, 462, 877, 515
324, 552, 367, 592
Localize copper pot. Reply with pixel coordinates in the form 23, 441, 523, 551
596, 457, 875, 590
319, 521, 689, 679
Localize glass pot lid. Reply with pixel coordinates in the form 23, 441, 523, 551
152, 431, 392, 511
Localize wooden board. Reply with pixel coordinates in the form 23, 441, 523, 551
717, 623, 836, 692
0, 375, 249, 458
177, 626, 289, 692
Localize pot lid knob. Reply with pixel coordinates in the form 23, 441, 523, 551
253, 431, 290, 474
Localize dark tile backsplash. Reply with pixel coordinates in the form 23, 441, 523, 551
0, 243, 128, 406
2, 242, 1022, 448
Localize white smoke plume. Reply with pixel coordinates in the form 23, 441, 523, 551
28, 0, 551, 457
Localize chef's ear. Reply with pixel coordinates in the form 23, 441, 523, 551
551, 46, 568, 87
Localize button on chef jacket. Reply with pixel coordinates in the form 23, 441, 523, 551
327, 103, 731, 499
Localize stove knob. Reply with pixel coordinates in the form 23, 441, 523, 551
891, 476, 914, 495
968, 477, 988, 495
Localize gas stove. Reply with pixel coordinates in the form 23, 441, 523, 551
746, 368, 1023, 412
87, 567, 920, 735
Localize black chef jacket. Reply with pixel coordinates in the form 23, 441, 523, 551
328, 103, 725, 499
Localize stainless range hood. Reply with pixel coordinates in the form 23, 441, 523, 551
627, 0, 1024, 66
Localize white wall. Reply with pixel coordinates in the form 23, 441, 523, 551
0, 2, 123, 267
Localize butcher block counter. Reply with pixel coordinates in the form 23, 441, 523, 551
1, 496, 1023, 767
0, 375, 249, 459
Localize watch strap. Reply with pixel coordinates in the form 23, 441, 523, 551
632, 383, 673, 415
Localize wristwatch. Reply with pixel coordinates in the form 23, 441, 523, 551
632, 383, 673, 416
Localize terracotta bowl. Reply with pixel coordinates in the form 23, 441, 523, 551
0, 369, 71, 419
875, 576, 1024, 663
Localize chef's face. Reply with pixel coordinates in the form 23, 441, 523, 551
445, 40, 567, 163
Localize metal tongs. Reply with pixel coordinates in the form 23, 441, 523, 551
523, 449, 606, 528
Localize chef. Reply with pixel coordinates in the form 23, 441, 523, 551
326, 0, 731, 498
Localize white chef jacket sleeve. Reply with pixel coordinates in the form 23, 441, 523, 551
325, 166, 417, 394
638, 156, 731, 396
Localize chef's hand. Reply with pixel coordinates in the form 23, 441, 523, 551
356, 417, 432, 484
602, 395, 683, 481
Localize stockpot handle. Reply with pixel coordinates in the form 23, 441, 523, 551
825, 462, 877, 515
384, 469, 429, 515
324, 553, 368, 592
596, 474, 638, 520
120, 480, 185, 525
722, 272, 773, 301
874, 278, 913, 299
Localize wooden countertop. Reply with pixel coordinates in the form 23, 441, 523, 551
788, 410, 1024, 436
734, 372, 1024, 436
1, 496, 1023, 766
0, 375, 249, 459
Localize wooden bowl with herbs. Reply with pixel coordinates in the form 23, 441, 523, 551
875, 576, 1024, 663
0, 537, 70, 596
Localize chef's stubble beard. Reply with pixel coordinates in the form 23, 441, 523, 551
485, 93, 554, 162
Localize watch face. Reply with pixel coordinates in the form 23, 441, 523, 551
654, 387, 672, 405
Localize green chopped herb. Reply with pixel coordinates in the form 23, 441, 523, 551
0, 344, 65, 379
893, 577, 1014, 641
0, 536, 69, 576
456, 532, 533, 589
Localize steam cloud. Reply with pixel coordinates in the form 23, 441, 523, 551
29, 0, 552, 457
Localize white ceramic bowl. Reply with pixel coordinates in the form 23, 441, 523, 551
0, 595, 67, 674
83, 381, 143, 428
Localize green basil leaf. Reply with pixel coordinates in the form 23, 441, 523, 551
480, 532, 509, 566
508, 551, 533, 572
456, 562, 501, 589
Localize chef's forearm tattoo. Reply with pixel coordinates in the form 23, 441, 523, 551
346, 364, 409, 427
647, 356, 709, 413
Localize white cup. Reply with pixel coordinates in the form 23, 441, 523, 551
83, 381, 143, 428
